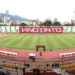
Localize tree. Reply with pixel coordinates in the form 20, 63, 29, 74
20, 23, 27, 26
29, 24, 33, 26
53, 21, 61, 26
64, 24, 73, 26
0, 24, 5, 26
41, 20, 52, 26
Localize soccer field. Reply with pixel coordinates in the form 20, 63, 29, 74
0, 34, 75, 51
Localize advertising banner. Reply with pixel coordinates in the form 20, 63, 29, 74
19, 26, 63, 33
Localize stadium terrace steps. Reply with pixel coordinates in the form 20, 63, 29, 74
0, 47, 75, 65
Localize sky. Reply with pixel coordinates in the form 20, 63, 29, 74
0, 0, 75, 22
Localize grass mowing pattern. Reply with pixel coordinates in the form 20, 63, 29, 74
0, 34, 75, 50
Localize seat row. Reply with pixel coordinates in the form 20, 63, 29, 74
59, 63, 75, 69
2, 63, 25, 70
30, 66, 52, 71
23, 72, 58, 75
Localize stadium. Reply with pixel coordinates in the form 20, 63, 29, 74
0, 26, 75, 75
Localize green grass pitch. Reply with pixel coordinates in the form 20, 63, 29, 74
0, 34, 75, 51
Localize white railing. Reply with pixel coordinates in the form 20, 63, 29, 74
0, 50, 17, 57
60, 52, 75, 58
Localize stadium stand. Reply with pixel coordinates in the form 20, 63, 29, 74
59, 63, 75, 74
23, 72, 58, 75
0, 26, 75, 75
0, 26, 75, 33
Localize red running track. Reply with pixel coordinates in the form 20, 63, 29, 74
0, 47, 75, 58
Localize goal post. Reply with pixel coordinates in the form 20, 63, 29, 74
36, 45, 45, 52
